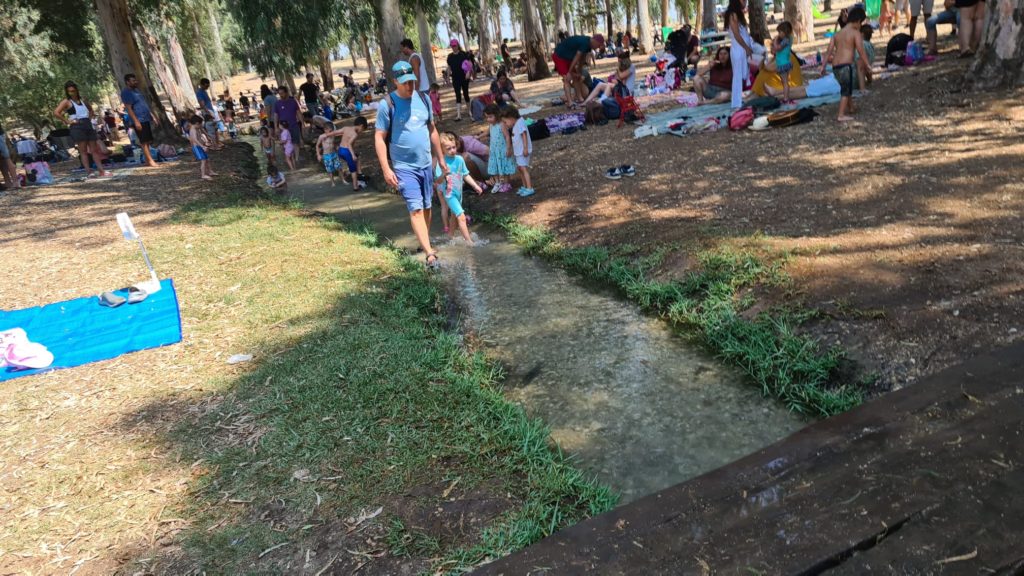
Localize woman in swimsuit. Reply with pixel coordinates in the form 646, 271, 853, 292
53, 81, 113, 177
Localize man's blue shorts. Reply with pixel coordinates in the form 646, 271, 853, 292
395, 166, 433, 212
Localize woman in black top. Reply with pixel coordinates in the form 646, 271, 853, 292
447, 40, 472, 121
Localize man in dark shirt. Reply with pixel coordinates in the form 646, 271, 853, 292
446, 39, 472, 121
299, 73, 321, 115
552, 34, 605, 107
667, 25, 701, 73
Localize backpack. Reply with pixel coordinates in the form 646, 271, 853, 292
746, 96, 781, 112
906, 41, 925, 64
601, 98, 621, 120
384, 90, 433, 145
527, 120, 550, 141
728, 107, 754, 131
885, 33, 913, 66
766, 107, 819, 128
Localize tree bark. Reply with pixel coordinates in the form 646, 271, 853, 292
662, 0, 670, 26
415, 1, 438, 81
139, 25, 187, 115
319, 49, 335, 90
538, 4, 551, 48
351, 48, 358, 72
94, 0, 176, 141
626, 0, 633, 35
823, 0, 832, 11
748, 0, 771, 43
374, 0, 407, 74
206, 3, 232, 93
701, 0, 716, 31
968, 0, 1024, 88
784, 0, 814, 42
455, 0, 471, 44
605, 0, 614, 38
165, 16, 199, 109
477, 0, 495, 73
522, 0, 552, 79
555, 0, 565, 38
638, 0, 654, 52
360, 34, 378, 83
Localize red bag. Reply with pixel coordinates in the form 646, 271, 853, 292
729, 107, 754, 131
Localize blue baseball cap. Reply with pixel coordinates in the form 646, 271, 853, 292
392, 61, 416, 84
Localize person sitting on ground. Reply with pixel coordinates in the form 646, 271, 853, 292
455, 131, 490, 184
692, 47, 734, 105
581, 51, 636, 106
489, 70, 520, 106
552, 33, 606, 108
266, 163, 287, 190
925, 0, 959, 55
434, 132, 484, 245
239, 92, 251, 122
821, 5, 872, 122
331, 116, 368, 190
667, 25, 701, 74
855, 25, 877, 92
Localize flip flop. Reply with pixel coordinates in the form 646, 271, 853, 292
125, 286, 148, 304
99, 291, 126, 307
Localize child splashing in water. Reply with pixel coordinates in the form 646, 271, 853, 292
435, 132, 483, 245
773, 22, 795, 103
484, 104, 515, 194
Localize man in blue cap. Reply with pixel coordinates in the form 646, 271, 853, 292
374, 60, 449, 269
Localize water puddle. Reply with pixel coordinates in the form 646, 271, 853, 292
261, 148, 806, 504
437, 237, 806, 503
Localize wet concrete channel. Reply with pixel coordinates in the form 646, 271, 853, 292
270, 153, 807, 504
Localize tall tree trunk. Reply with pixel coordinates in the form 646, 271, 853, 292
968, 0, 1024, 88
605, 0, 613, 38
415, 1, 438, 81
138, 25, 187, 115
351, 48, 358, 72
492, 8, 502, 44
784, 0, 814, 42
772, 0, 783, 12
522, 0, 552, 79
701, 0, 716, 31
206, 3, 232, 93
456, 0, 471, 43
626, 0, 633, 35
164, 17, 199, 109
190, 12, 215, 84
823, 0, 832, 11
374, 0, 407, 73
478, 0, 495, 72
748, 0, 770, 43
319, 49, 335, 90
555, 0, 565, 38
360, 34, 378, 83
662, 0, 669, 26
94, 0, 176, 141
638, 0, 653, 52
538, 4, 551, 47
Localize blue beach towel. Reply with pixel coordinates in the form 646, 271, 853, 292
0, 279, 182, 382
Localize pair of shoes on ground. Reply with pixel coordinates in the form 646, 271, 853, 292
605, 165, 637, 180
516, 187, 535, 197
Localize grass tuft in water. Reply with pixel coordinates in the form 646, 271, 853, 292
479, 213, 862, 417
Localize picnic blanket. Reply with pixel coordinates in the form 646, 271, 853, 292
0, 278, 182, 382
640, 94, 842, 139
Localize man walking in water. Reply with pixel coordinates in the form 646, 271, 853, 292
400, 38, 431, 92
374, 61, 449, 269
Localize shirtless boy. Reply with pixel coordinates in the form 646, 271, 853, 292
316, 127, 341, 186
821, 6, 872, 122
327, 116, 368, 189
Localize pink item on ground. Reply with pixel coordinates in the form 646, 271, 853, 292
0, 328, 54, 370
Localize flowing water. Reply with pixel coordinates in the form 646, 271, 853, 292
261, 146, 806, 503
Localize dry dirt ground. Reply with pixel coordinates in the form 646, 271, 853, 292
391, 35, 1024, 394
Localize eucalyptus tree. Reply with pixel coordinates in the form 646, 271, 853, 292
784, 0, 814, 41
521, 0, 551, 78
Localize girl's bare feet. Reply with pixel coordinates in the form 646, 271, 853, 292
837, 115, 855, 122
201, 175, 213, 180
208, 171, 219, 176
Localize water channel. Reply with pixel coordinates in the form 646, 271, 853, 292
264, 148, 806, 503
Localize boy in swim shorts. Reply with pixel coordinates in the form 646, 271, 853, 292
316, 128, 341, 186
332, 116, 367, 189
821, 6, 872, 122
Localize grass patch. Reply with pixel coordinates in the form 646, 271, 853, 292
480, 213, 863, 417
158, 194, 615, 574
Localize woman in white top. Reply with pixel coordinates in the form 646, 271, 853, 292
723, 0, 755, 110
53, 80, 112, 177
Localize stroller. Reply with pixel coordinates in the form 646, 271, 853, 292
47, 129, 75, 162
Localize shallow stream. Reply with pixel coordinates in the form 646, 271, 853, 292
260, 143, 806, 503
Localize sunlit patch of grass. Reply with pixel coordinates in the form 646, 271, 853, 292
480, 213, 862, 417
